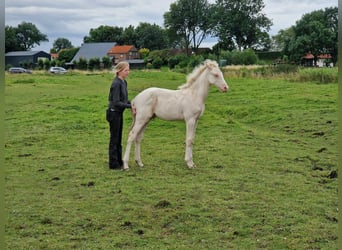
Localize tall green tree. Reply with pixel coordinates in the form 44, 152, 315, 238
57, 48, 79, 63
16, 22, 48, 50
285, 7, 338, 65
212, 0, 272, 51
83, 25, 124, 44
122, 25, 138, 47
5, 22, 48, 51
164, 0, 211, 55
52, 38, 73, 52
272, 27, 295, 53
135, 22, 168, 50
5, 26, 20, 52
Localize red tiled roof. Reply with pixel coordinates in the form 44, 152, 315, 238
50, 53, 58, 59
317, 54, 332, 59
108, 45, 136, 54
302, 53, 314, 59
303, 52, 332, 59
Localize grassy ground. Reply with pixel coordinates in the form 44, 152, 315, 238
4, 69, 338, 249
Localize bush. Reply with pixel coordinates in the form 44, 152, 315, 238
139, 48, 150, 59
220, 50, 233, 65
256, 51, 282, 62
188, 55, 204, 68
240, 49, 258, 65
173, 64, 188, 74
75, 58, 88, 70
88, 58, 100, 70
148, 49, 170, 66
220, 49, 258, 65
102, 57, 112, 69
56, 60, 66, 68
44, 60, 51, 69
272, 64, 298, 74
168, 56, 179, 69
38, 59, 44, 70
152, 57, 163, 69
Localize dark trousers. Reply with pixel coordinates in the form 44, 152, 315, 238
108, 111, 123, 169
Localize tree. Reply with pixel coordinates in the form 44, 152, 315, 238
15, 22, 48, 50
122, 25, 138, 47
5, 26, 20, 52
272, 27, 295, 53
135, 22, 168, 50
212, 0, 272, 51
164, 0, 211, 55
324, 7, 338, 65
83, 25, 124, 44
5, 22, 48, 51
283, 7, 338, 65
57, 48, 79, 63
53, 38, 73, 52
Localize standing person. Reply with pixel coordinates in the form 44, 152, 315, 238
106, 61, 135, 170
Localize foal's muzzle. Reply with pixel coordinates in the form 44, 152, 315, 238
221, 85, 228, 92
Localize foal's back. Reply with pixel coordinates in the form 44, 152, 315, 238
133, 87, 187, 121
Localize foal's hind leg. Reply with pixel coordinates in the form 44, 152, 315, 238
134, 123, 148, 167
123, 119, 150, 170
123, 130, 135, 170
123, 121, 146, 170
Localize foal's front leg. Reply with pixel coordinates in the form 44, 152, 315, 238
185, 118, 198, 169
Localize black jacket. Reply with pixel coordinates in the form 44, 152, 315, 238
108, 76, 131, 112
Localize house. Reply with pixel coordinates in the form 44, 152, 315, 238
70, 42, 116, 64
107, 45, 140, 64
50, 49, 68, 60
302, 52, 333, 67
5, 51, 51, 67
50, 52, 59, 60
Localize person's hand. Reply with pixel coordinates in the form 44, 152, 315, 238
131, 105, 136, 116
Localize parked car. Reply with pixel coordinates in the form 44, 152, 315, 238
8, 67, 32, 74
49, 67, 68, 74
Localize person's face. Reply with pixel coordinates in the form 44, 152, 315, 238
119, 66, 130, 79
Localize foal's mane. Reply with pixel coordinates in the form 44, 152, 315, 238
178, 60, 218, 89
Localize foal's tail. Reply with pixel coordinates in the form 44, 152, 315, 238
130, 114, 136, 131
129, 101, 136, 131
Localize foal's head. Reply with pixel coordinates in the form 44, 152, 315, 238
180, 60, 229, 92
205, 60, 229, 92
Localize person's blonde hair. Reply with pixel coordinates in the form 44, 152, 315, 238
114, 61, 129, 75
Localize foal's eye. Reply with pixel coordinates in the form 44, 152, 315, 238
214, 73, 219, 78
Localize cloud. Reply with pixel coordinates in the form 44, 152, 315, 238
5, 0, 337, 51
5, 0, 176, 48
264, 0, 337, 34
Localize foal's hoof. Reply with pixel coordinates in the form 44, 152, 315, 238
187, 164, 196, 169
135, 160, 144, 168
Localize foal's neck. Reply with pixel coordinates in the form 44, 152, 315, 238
191, 69, 210, 102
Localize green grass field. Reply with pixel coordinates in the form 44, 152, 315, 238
5, 69, 338, 249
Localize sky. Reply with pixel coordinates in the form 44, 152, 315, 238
5, 0, 338, 52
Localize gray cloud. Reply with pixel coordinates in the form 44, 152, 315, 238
5, 0, 337, 51
264, 0, 337, 33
